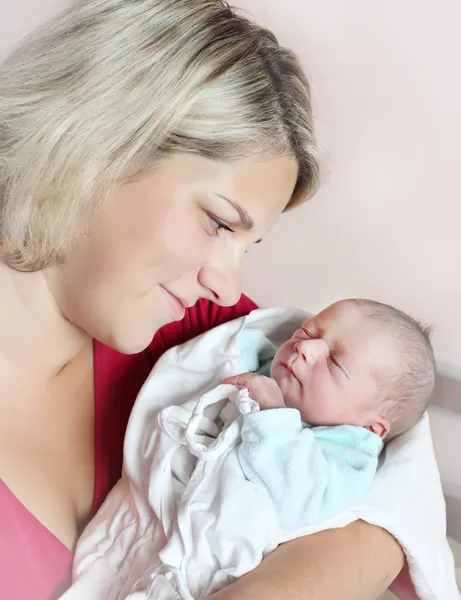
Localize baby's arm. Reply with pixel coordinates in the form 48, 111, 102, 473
238, 409, 383, 530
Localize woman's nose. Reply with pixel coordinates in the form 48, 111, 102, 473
294, 338, 329, 365
198, 261, 242, 307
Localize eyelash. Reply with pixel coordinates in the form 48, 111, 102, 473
328, 356, 340, 370
207, 214, 234, 237
205, 213, 250, 253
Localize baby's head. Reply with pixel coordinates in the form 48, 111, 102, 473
271, 299, 435, 441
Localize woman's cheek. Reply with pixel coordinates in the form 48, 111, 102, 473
157, 218, 210, 276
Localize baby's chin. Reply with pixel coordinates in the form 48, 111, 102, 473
275, 387, 299, 412
277, 386, 313, 422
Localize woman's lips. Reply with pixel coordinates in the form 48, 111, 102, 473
160, 286, 186, 320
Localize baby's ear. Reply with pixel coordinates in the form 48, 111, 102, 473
367, 416, 390, 439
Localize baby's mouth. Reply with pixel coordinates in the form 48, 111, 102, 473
281, 361, 301, 383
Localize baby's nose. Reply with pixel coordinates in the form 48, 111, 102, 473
295, 338, 329, 365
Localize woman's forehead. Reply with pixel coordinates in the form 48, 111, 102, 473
162, 152, 298, 232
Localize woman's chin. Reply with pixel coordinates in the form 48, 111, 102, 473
106, 310, 178, 354
103, 325, 158, 355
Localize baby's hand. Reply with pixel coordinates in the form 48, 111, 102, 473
223, 373, 286, 411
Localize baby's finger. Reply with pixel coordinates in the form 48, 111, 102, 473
224, 382, 247, 393
223, 373, 255, 386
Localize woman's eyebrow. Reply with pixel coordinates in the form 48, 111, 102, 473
215, 194, 255, 230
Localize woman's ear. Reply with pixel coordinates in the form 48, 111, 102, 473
366, 415, 390, 439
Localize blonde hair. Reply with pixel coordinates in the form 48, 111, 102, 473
0, 0, 320, 271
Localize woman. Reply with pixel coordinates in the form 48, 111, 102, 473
0, 1, 403, 599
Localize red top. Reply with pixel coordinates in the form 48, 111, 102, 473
0, 296, 257, 600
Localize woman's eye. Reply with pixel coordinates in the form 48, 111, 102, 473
207, 214, 234, 237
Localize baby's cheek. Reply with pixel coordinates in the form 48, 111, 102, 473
271, 347, 285, 366
270, 357, 284, 379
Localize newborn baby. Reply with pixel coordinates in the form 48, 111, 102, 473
225, 298, 436, 529
63, 298, 441, 600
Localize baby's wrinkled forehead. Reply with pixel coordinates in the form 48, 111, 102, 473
306, 300, 368, 334
304, 300, 397, 369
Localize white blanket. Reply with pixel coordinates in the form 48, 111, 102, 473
62, 307, 460, 600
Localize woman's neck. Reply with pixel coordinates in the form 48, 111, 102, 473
0, 262, 89, 380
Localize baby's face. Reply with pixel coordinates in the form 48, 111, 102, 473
271, 300, 394, 429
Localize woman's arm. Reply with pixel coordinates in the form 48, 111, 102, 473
208, 520, 404, 600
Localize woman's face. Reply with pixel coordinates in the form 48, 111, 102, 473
47, 153, 298, 353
